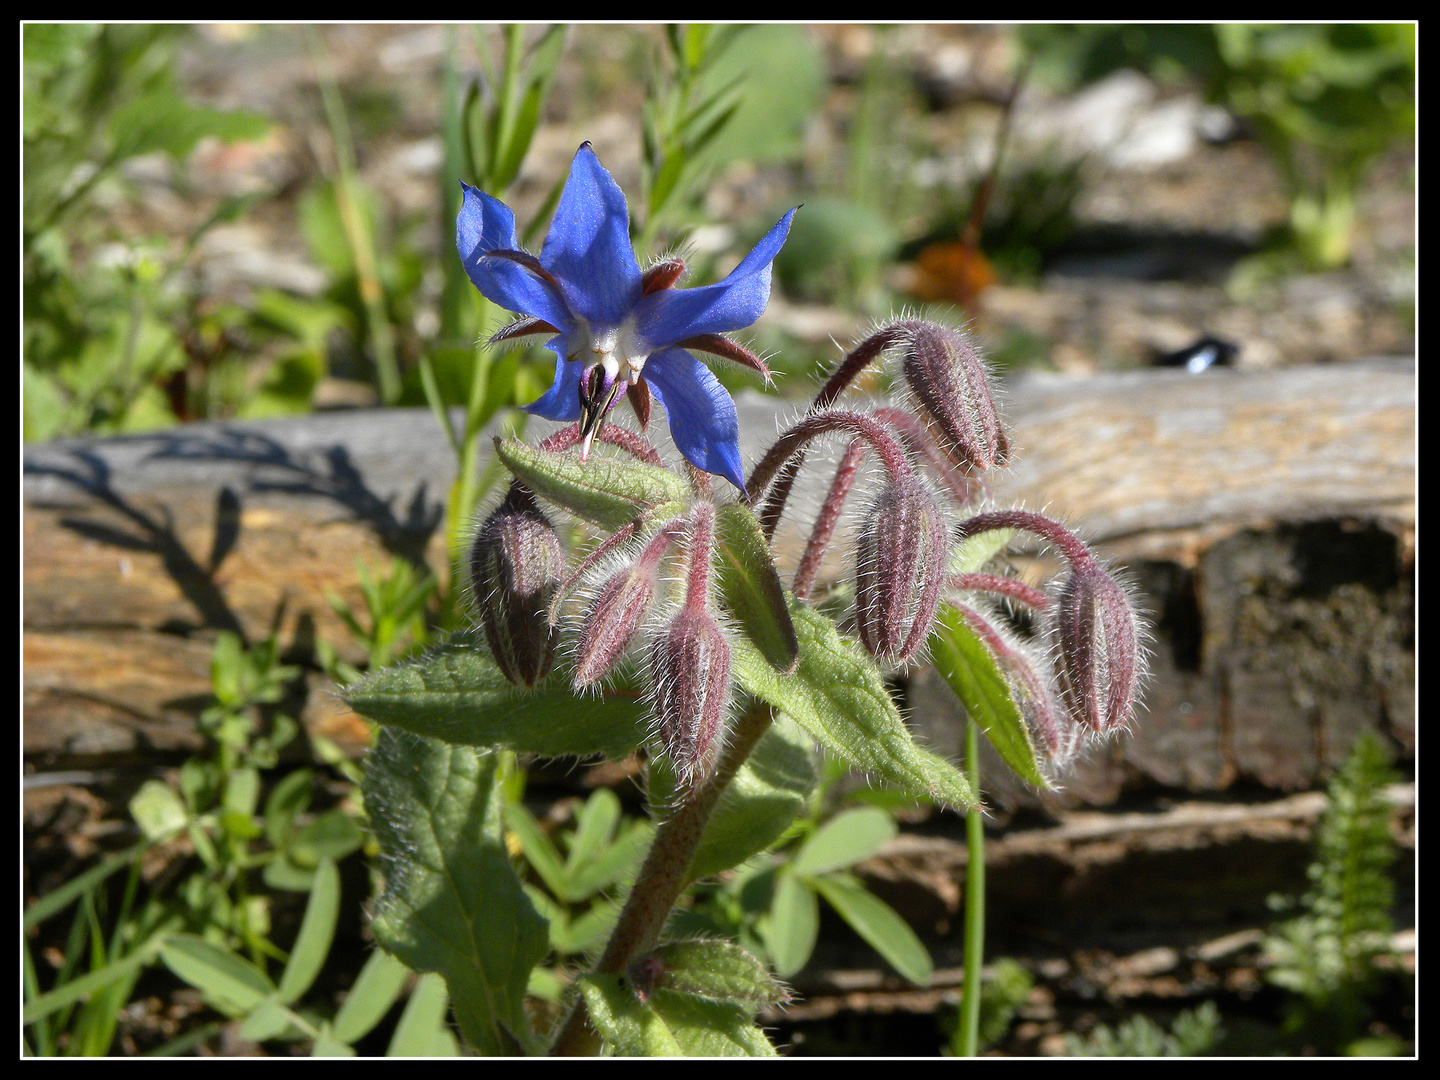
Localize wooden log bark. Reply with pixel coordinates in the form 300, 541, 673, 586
24, 358, 1413, 797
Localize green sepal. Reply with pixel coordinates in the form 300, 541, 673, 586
344, 629, 646, 760
494, 437, 689, 530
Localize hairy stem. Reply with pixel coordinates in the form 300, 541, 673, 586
549, 701, 776, 1056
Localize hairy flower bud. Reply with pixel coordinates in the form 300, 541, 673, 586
650, 609, 732, 789
573, 518, 689, 690
1050, 559, 1144, 734
900, 321, 1009, 472
470, 483, 564, 686
854, 481, 949, 665
574, 567, 655, 689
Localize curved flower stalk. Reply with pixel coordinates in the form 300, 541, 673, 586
458, 142, 797, 493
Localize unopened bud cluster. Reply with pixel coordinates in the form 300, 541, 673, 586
747, 319, 1146, 768
473, 318, 1145, 784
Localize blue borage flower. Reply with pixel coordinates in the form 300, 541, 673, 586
457, 142, 797, 493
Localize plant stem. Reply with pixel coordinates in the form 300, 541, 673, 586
956, 716, 985, 1055
549, 701, 775, 1056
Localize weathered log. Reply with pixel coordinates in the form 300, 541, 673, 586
24, 358, 1413, 798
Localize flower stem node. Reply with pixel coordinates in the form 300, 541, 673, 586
469, 482, 564, 687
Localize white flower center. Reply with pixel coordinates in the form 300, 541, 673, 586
578, 316, 649, 386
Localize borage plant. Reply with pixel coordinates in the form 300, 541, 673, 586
346, 143, 1145, 1057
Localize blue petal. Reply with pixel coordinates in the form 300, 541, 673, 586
456, 181, 517, 256
457, 183, 573, 331
633, 208, 797, 345
521, 339, 583, 422
642, 347, 747, 492
539, 144, 642, 327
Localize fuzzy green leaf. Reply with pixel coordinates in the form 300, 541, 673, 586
731, 600, 977, 810
714, 503, 799, 673
649, 940, 790, 1008
930, 604, 1050, 790
344, 629, 646, 760
578, 974, 776, 1057
950, 526, 1016, 574
364, 728, 547, 1055
495, 437, 689, 529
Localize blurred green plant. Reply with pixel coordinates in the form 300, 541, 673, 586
23, 631, 378, 1054
1263, 731, 1407, 1055
1062, 1001, 1223, 1057
940, 957, 1035, 1054
23, 24, 273, 441
683, 754, 932, 988
505, 787, 656, 1005
1020, 23, 1415, 272
422, 24, 570, 571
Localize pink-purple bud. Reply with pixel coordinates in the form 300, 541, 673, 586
470, 483, 564, 687
650, 609, 732, 790
1050, 559, 1143, 734
855, 481, 949, 665
573, 567, 655, 689
900, 321, 1009, 472
573, 518, 689, 689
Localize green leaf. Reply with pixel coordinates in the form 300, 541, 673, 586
494, 437, 689, 530
791, 807, 896, 877
277, 858, 339, 1004
262, 768, 313, 847
22, 933, 168, 1024
387, 971, 461, 1057
651, 940, 790, 1009
578, 974, 777, 1057
929, 605, 1050, 790
714, 503, 799, 673
160, 934, 275, 1017
564, 788, 622, 880
344, 628, 647, 760
679, 711, 816, 884
332, 949, 410, 1045
504, 804, 570, 900
129, 779, 188, 839
566, 819, 654, 901
364, 728, 548, 1055
951, 526, 1015, 574
238, 995, 297, 1042
731, 600, 978, 810
310, 1023, 357, 1057
810, 873, 933, 986
761, 868, 818, 978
